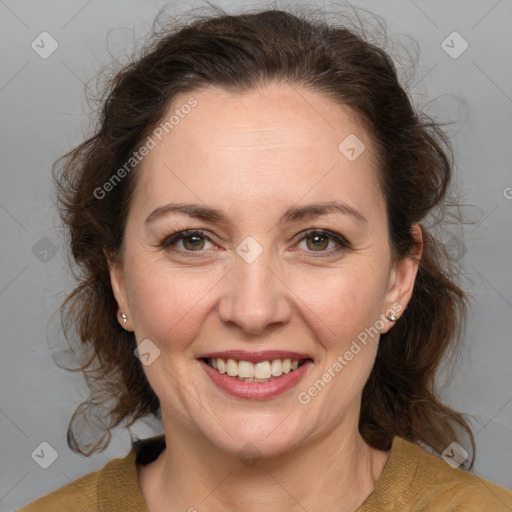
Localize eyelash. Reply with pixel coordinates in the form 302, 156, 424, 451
159, 228, 351, 257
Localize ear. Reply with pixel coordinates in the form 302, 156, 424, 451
380, 223, 423, 334
105, 249, 134, 331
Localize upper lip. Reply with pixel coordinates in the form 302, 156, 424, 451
198, 350, 314, 364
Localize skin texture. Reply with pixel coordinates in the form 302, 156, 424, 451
109, 83, 423, 512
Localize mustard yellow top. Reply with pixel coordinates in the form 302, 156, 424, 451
18, 434, 512, 511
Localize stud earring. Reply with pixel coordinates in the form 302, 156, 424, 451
387, 313, 398, 322
120, 312, 127, 325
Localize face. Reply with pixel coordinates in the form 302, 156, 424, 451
110, 83, 420, 460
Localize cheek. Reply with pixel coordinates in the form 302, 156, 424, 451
290, 262, 388, 343
124, 259, 213, 348
292, 272, 384, 421
123, 243, 390, 358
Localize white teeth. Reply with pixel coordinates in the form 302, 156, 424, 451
226, 358, 238, 377
254, 361, 271, 379
217, 358, 227, 373
271, 359, 282, 376
206, 357, 305, 380
238, 360, 253, 378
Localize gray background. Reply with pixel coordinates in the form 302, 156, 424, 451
1, 0, 511, 509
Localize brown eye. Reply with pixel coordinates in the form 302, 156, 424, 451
305, 233, 330, 251
182, 234, 206, 251
295, 229, 350, 255
160, 230, 215, 254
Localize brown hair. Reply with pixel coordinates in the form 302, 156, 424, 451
55, 5, 475, 463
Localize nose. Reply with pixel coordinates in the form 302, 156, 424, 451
217, 252, 292, 335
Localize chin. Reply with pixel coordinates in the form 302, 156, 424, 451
196, 412, 309, 463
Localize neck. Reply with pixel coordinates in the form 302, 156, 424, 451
138, 417, 390, 512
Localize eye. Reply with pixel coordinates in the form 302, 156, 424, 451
160, 230, 215, 254
160, 228, 351, 257
294, 229, 350, 255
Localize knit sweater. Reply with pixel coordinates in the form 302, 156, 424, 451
18, 434, 512, 511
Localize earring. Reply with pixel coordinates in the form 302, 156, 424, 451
387, 313, 398, 322
120, 312, 127, 325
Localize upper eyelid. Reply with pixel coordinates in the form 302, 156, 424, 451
162, 228, 349, 250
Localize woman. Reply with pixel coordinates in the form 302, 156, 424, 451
19, 6, 512, 512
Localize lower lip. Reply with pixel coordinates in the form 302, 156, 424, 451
199, 359, 313, 400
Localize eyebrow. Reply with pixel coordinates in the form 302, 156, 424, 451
145, 200, 367, 226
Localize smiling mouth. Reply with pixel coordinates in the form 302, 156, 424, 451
200, 357, 313, 383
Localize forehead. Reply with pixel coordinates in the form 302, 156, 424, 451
131, 84, 385, 226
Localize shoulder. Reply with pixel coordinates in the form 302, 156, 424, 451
17, 436, 161, 512
360, 436, 512, 511
17, 466, 103, 512
407, 438, 512, 510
